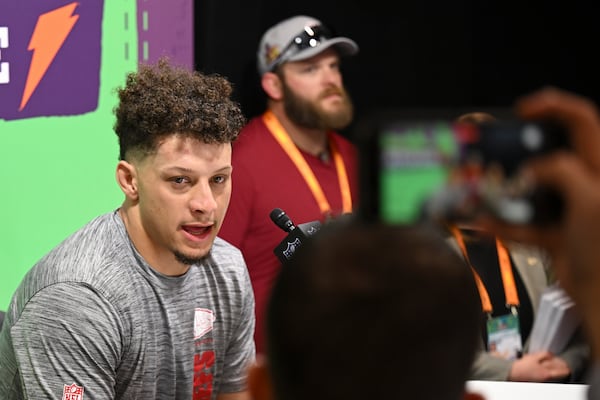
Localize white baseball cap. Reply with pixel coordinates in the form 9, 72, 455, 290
257, 15, 359, 75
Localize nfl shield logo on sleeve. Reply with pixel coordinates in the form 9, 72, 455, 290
62, 383, 84, 400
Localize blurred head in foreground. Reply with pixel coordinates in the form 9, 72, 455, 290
249, 219, 483, 400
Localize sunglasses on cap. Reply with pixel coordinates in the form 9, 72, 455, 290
269, 24, 333, 71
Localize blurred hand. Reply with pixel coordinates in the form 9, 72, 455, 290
479, 87, 600, 357
508, 351, 571, 382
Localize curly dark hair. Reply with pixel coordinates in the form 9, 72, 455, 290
113, 57, 246, 161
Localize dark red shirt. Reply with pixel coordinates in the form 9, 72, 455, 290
218, 114, 359, 354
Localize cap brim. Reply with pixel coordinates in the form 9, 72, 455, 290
286, 37, 359, 63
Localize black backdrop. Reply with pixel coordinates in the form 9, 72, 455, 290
194, 0, 599, 133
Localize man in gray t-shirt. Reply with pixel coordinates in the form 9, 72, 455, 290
0, 58, 255, 400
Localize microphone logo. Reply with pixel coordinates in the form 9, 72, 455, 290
282, 238, 302, 260
304, 225, 320, 235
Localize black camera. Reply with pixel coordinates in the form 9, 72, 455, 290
353, 115, 570, 225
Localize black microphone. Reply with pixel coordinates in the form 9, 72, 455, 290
269, 208, 321, 264
269, 208, 296, 233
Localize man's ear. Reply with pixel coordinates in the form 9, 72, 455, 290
247, 356, 274, 400
116, 160, 139, 200
261, 72, 283, 101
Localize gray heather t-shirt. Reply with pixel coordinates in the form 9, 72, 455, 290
0, 210, 255, 399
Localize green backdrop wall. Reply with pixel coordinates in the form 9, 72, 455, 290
0, 0, 193, 309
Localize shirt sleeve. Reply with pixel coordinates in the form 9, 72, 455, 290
11, 283, 123, 400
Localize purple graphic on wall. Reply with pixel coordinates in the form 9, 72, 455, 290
136, 0, 193, 69
0, 1, 103, 121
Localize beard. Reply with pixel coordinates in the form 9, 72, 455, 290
174, 250, 208, 266
282, 81, 354, 131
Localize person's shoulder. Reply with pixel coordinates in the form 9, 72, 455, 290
50, 211, 126, 259
208, 238, 251, 284
7, 211, 137, 321
238, 115, 268, 138
231, 115, 270, 152
211, 237, 245, 264
27, 210, 132, 288
62, 210, 121, 240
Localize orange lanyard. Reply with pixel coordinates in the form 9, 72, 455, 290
262, 110, 353, 216
450, 226, 520, 315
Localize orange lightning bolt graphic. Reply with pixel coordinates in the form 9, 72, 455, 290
20, 2, 80, 111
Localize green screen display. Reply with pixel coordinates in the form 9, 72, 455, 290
379, 122, 458, 223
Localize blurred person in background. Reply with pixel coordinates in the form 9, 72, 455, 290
219, 14, 360, 354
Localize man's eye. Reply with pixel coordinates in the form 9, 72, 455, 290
173, 177, 188, 184
212, 175, 226, 184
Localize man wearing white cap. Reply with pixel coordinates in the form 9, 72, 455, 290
219, 15, 359, 355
